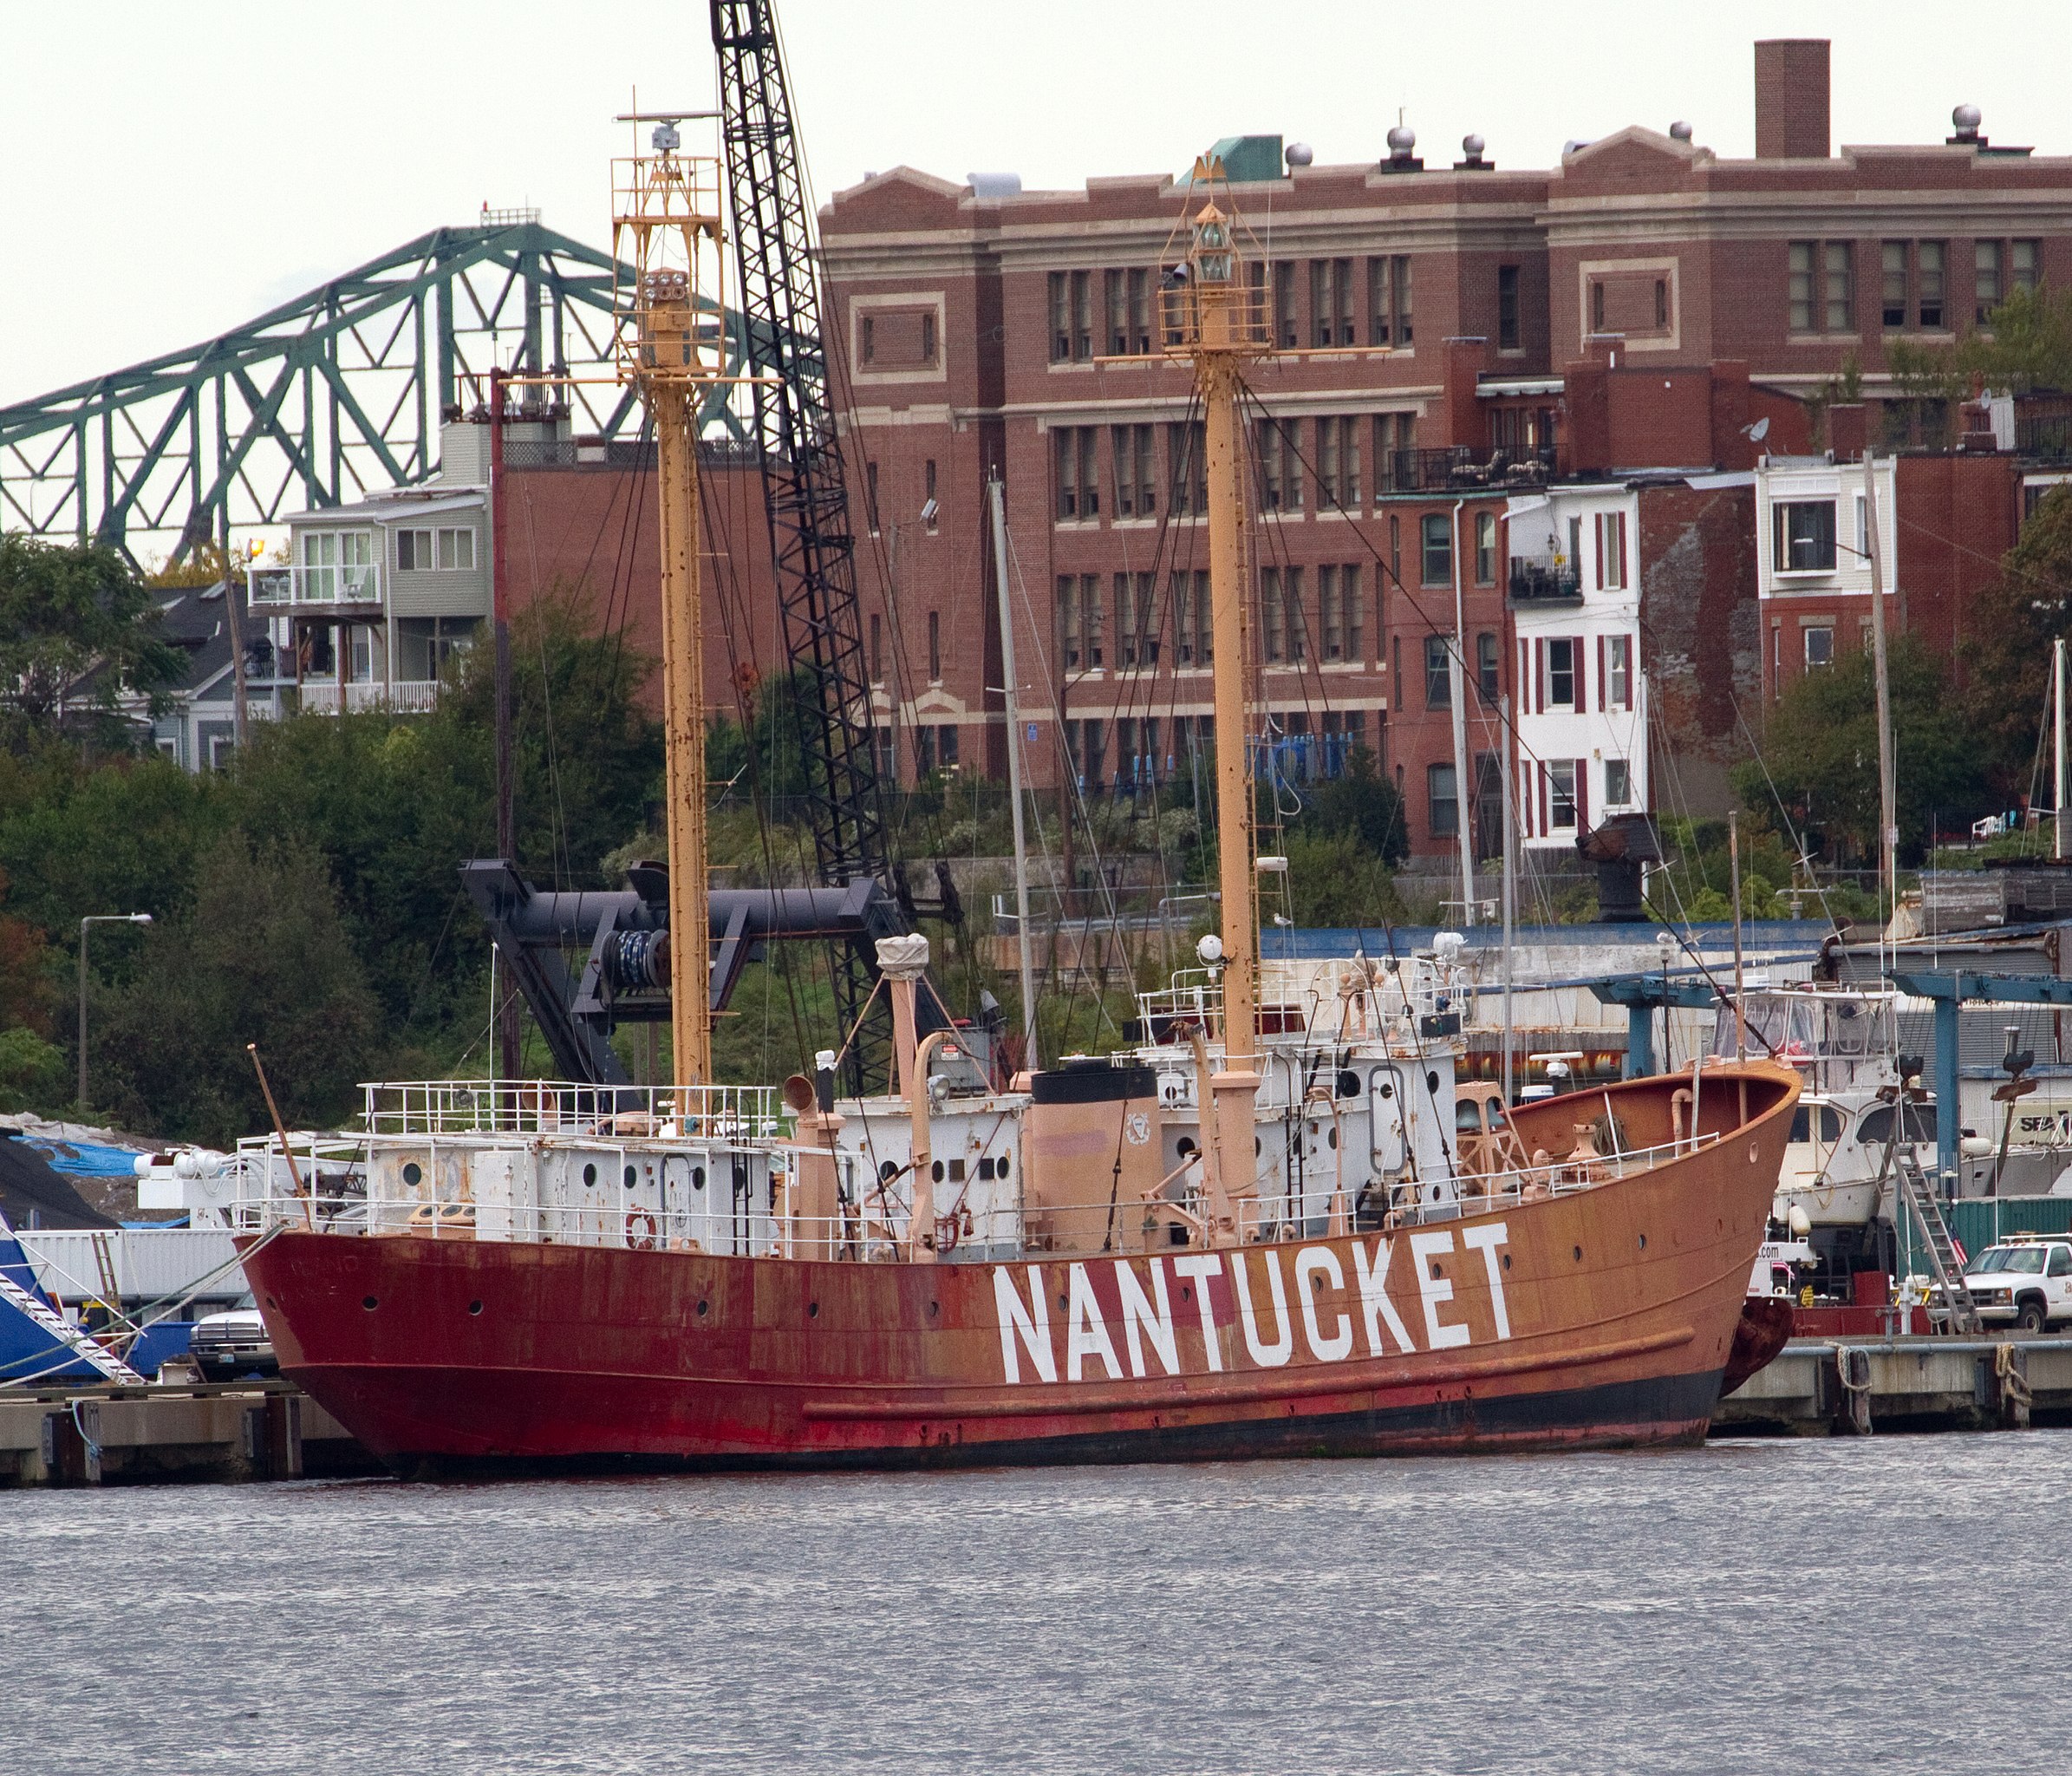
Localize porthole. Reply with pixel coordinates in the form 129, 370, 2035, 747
1254, 1137, 1262, 1157
997, 1154, 1010, 1178
1376, 1079, 1395, 1100
931, 1159, 945, 1182
401, 1161, 422, 1186
696, 1299, 709, 1317
881, 1160, 900, 1183
1327, 1128, 1338, 1150
467, 1300, 483, 1316
928, 1301, 940, 1317
1638, 1233, 1648, 1250
1573, 1245, 1584, 1263
1337, 1069, 1360, 1100
1427, 1070, 1440, 1093
1429, 1259, 1443, 1280
623, 1166, 637, 1189
693, 1166, 706, 1191
1502, 1253, 1512, 1271
582, 1163, 598, 1187
362, 1296, 379, 1311
808, 1302, 820, 1319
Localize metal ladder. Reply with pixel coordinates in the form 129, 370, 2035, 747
0, 1272, 146, 1385
1894, 1149, 1983, 1335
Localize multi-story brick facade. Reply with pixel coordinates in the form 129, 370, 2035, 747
812, 36, 2072, 857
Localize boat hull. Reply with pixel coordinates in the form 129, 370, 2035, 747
243, 1068, 1794, 1475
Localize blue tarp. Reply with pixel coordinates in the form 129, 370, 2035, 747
22, 1137, 148, 1179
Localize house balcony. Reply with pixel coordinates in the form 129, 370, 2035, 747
1508, 561, 1583, 605
1384, 445, 1557, 493
249, 564, 385, 612
295, 680, 440, 716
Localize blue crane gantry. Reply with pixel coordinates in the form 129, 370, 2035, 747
0, 216, 746, 566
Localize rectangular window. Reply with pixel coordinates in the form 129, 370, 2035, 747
1109, 424, 1155, 518
1318, 417, 1341, 508
1655, 278, 1669, 330
1424, 634, 1453, 710
395, 528, 430, 571
1805, 624, 1834, 669
1389, 513, 1401, 581
1824, 242, 1854, 333
1596, 512, 1627, 590
870, 612, 883, 683
1882, 241, 1908, 328
1058, 575, 1080, 669
1773, 500, 1838, 572
1308, 258, 1354, 348
1319, 565, 1342, 662
862, 314, 876, 363
1368, 255, 1411, 347
1497, 264, 1521, 351
1547, 637, 1576, 708
1082, 574, 1103, 668
1106, 270, 1130, 356
1167, 421, 1206, 515
866, 460, 881, 532
1604, 758, 1632, 808
1428, 762, 1459, 839
1420, 511, 1452, 586
1977, 239, 2003, 323
922, 312, 936, 363
1261, 568, 1286, 664
1344, 565, 1363, 663
923, 460, 937, 531
1274, 260, 1299, 350
1071, 270, 1093, 361
1476, 630, 1499, 699
1606, 633, 1632, 708
1048, 272, 1070, 362
937, 724, 958, 767
1548, 761, 1578, 830
1395, 256, 1413, 346
1261, 421, 1303, 512
1475, 511, 1496, 585
1285, 566, 1306, 663
875, 726, 895, 780
2014, 238, 2040, 295
1054, 428, 1099, 519
928, 610, 942, 682
1129, 268, 1152, 353
1919, 241, 1945, 329
1789, 241, 1815, 331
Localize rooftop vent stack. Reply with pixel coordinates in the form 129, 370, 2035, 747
1948, 104, 1984, 147
1753, 38, 1830, 159
1382, 125, 1424, 174
1284, 142, 1313, 170
1669, 121, 1694, 142
1454, 134, 1493, 171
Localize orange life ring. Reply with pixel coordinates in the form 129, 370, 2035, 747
625, 1209, 661, 1250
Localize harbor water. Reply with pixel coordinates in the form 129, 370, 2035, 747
6, 1433, 2070, 1774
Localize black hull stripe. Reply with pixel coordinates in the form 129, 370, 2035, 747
373, 1368, 1727, 1481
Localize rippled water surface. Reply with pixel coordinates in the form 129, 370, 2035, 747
5, 1433, 2069, 1774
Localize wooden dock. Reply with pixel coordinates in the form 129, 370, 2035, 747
0, 1381, 383, 1486
1716, 1335, 2072, 1437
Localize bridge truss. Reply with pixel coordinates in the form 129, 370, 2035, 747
0, 217, 747, 565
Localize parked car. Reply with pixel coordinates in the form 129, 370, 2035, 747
1961, 1237, 2072, 1332
189, 1294, 277, 1381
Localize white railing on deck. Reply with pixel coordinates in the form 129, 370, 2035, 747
362, 1078, 784, 1139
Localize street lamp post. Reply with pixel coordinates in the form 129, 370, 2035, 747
78, 913, 153, 1116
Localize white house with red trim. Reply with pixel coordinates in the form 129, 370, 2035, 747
1506, 483, 1648, 852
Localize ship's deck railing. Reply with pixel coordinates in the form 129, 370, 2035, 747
361, 1079, 785, 1139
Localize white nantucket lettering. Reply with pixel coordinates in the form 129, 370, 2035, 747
1171, 1253, 1225, 1373
1294, 1246, 1353, 1361
1409, 1230, 1470, 1350
993, 1264, 1056, 1384
1229, 1250, 1293, 1368
1114, 1257, 1181, 1378
1461, 1221, 1513, 1340
1350, 1237, 1417, 1355
1065, 1262, 1123, 1381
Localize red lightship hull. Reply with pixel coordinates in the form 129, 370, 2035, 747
242, 1066, 1795, 1477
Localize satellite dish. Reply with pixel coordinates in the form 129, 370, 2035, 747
1743, 416, 1771, 443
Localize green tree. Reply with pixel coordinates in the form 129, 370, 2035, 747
1733, 634, 1989, 863
0, 532, 183, 749
1961, 481, 2072, 780
1297, 744, 1410, 865
88, 831, 378, 1144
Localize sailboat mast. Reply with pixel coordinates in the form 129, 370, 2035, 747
1450, 498, 1475, 926
989, 473, 1040, 1068
1861, 454, 1898, 922
616, 119, 727, 1094
2056, 637, 2066, 860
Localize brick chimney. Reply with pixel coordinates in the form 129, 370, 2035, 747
1754, 39, 1830, 160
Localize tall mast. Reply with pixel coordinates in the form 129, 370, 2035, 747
989, 472, 1039, 1069
2056, 637, 2066, 860
1449, 498, 1475, 926
1174, 171, 1265, 1211
1861, 454, 1898, 926
615, 117, 727, 1094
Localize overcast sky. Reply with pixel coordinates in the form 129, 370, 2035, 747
4, 0, 2069, 407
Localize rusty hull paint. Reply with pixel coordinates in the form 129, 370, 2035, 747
242, 1062, 1797, 1473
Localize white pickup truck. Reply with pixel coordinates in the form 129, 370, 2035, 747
1962, 1237, 2072, 1332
